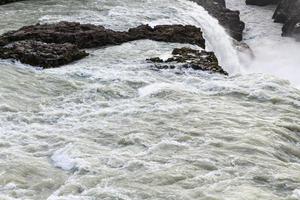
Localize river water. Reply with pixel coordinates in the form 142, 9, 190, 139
0, 0, 300, 199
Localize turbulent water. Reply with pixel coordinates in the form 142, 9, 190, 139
227, 0, 300, 87
0, 0, 300, 199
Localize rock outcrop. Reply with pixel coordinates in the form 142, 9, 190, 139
273, 0, 300, 40
246, 0, 280, 6
0, 40, 88, 68
0, 22, 213, 69
0, 0, 25, 5
191, 0, 245, 41
147, 47, 228, 75
0, 22, 205, 49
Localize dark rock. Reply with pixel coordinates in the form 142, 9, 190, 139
147, 47, 228, 75
0, 0, 25, 5
246, 0, 280, 6
0, 22, 206, 68
0, 40, 88, 68
0, 22, 133, 48
273, 0, 297, 23
273, 0, 300, 40
0, 22, 205, 49
128, 24, 206, 48
191, 0, 245, 41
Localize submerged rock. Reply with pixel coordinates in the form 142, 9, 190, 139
147, 47, 228, 75
0, 40, 88, 68
191, 0, 245, 41
0, 21, 206, 68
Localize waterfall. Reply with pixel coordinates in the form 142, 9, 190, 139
153, 0, 242, 74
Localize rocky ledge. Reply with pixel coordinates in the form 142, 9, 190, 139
0, 21, 226, 75
192, 0, 245, 41
246, 0, 280, 6
273, 0, 300, 40
0, 0, 25, 5
147, 47, 228, 75
0, 40, 88, 68
0, 22, 205, 49
0, 21, 208, 68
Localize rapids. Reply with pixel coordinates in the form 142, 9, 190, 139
0, 0, 299, 199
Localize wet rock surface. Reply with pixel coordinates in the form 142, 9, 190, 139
147, 47, 228, 75
273, 0, 300, 40
0, 0, 24, 5
0, 22, 205, 49
0, 40, 88, 68
128, 24, 206, 48
0, 21, 206, 68
191, 0, 245, 41
246, 0, 280, 6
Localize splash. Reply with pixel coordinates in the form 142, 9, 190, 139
174, 0, 242, 74
243, 38, 300, 87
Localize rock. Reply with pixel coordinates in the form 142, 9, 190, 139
273, 0, 300, 40
128, 24, 206, 48
282, 16, 300, 39
0, 40, 88, 68
273, 0, 296, 23
246, 0, 280, 6
0, 22, 206, 68
147, 47, 228, 75
0, 22, 205, 49
0, 0, 25, 5
232, 39, 255, 58
191, 0, 245, 41
0, 22, 133, 48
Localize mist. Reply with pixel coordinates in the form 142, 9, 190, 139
241, 37, 300, 88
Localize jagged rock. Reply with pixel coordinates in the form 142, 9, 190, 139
273, 0, 296, 23
0, 0, 24, 5
246, 0, 280, 6
147, 47, 228, 75
0, 22, 206, 68
273, 0, 300, 40
128, 24, 206, 48
0, 22, 133, 48
0, 40, 88, 68
0, 22, 205, 49
191, 0, 245, 41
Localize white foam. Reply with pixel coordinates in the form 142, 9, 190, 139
0, 183, 17, 191
51, 144, 90, 172
292, 189, 300, 199
51, 144, 76, 171
138, 82, 197, 97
